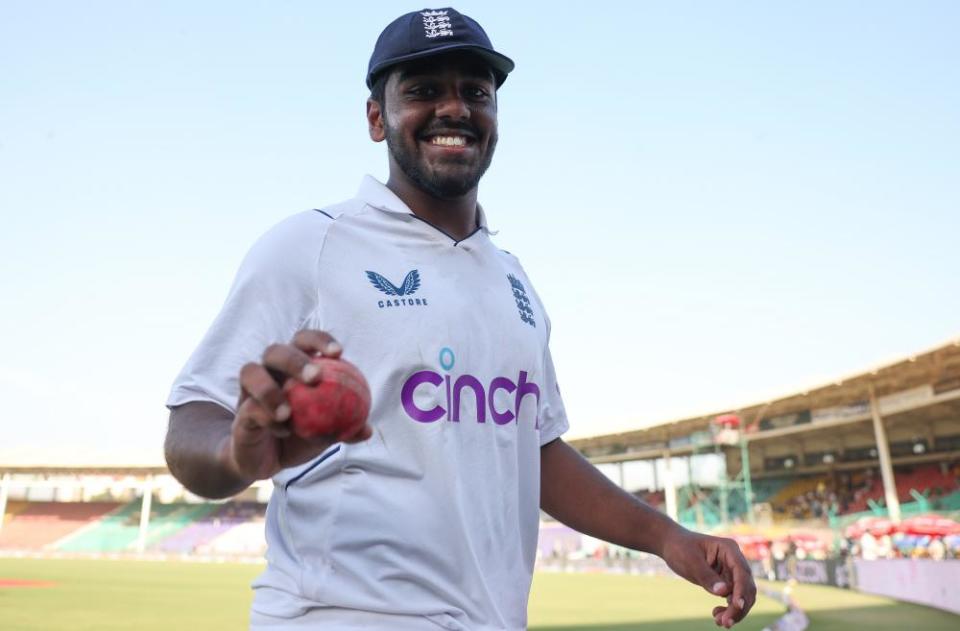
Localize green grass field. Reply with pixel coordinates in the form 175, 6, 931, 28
0, 558, 957, 630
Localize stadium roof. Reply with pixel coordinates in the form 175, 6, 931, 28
569, 335, 960, 462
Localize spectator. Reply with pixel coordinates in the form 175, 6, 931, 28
928, 537, 946, 561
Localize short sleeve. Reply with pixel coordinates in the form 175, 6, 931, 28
537, 321, 569, 446
166, 211, 332, 412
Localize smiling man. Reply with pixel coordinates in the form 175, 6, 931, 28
164, 8, 756, 631
376, 52, 499, 199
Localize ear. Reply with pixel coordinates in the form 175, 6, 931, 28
367, 98, 386, 143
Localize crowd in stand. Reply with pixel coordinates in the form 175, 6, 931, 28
733, 528, 960, 568
778, 462, 960, 520
780, 470, 874, 519
845, 525, 960, 561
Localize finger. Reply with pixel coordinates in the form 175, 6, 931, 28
270, 423, 291, 439
240, 362, 291, 421
708, 545, 745, 628
235, 397, 274, 433
725, 545, 756, 621
236, 397, 291, 440
712, 606, 725, 627
718, 596, 744, 627
229, 399, 283, 480
261, 343, 319, 385
716, 596, 739, 629
233, 398, 289, 455
720, 606, 737, 628
718, 604, 736, 628
291, 329, 342, 359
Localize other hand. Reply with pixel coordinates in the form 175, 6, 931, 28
659, 526, 757, 628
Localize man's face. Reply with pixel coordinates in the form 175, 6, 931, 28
371, 53, 498, 199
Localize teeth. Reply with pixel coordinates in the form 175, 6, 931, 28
431, 136, 466, 146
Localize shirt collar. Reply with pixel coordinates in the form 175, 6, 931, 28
356, 175, 495, 234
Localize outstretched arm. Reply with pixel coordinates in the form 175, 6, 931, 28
540, 438, 756, 628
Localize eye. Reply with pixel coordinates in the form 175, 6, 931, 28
465, 85, 491, 100
405, 84, 438, 99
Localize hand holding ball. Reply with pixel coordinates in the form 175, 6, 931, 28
286, 357, 372, 442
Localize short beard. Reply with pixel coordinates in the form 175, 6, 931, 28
384, 117, 496, 199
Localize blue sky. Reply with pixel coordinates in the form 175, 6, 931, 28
1, 2, 958, 465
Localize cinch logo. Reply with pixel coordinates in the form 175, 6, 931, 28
400, 347, 541, 427
366, 269, 429, 308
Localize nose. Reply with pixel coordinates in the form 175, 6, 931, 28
435, 93, 470, 120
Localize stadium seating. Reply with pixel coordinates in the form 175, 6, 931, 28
767, 476, 829, 514
844, 464, 959, 514
937, 490, 960, 511
5, 462, 945, 559
56, 501, 217, 552
1, 500, 30, 525
678, 501, 722, 528
152, 501, 264, 554
643, 463, 958, 526
538, 521, 584, 560
725, 478, 791, 518
634, 490, 665, 509
0, 501, 122, 550
753, 477, 792, 502
0, 499, 272, 556
672, 478, 791, 526
197, 519, 267, 556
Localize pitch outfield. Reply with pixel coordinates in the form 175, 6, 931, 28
0, 558, 958, 630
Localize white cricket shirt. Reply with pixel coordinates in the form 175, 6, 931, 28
167, 176, 569, 630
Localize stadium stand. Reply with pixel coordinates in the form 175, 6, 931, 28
56, 501, 216, 552
196, 519, 267, 556
1, 500, 29, 525
140, 503, 220, 549
745, 464, 960, 521
537, 521, 584, 560
768, 477, 829, 516
678, 498, 721, 528
0, 501, 121, 550
643, 490, 665, 509
841, 464, 959, 514
153, 501, 263, 554
669, 478, 791, 527
750, 477, 791, 503
571, 338, 960, 531
0, 498, 270, 556
715, 478, 790, 521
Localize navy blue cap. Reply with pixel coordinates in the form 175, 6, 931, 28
367, 8, 515, 89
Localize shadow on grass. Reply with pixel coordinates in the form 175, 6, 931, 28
531, 604, 960, 631
531, 609, 781, 631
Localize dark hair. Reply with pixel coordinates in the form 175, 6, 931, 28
369, 71, 389, 107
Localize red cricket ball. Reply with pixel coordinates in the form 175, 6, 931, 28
286, 357, 371, 441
